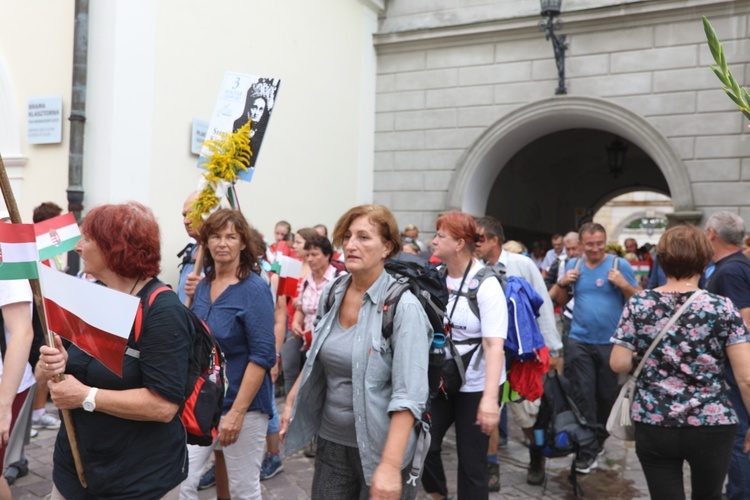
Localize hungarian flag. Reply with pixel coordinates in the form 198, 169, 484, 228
271, 254, 302, 298
35, 213, 81, 262
37, 262, 140, 376
0, 222, 38, 280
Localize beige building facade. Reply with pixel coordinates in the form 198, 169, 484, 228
0, 0, 383, 285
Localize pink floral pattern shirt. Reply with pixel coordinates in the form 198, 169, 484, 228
612, 290, 750, 427
299, 265, 341, 333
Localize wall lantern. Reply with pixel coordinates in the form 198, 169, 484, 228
539, 0, 568, 95
606, 136, 628, 178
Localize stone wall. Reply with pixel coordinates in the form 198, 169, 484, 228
374, 0, 750, 236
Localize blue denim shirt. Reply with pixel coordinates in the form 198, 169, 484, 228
284, 270, 432, 483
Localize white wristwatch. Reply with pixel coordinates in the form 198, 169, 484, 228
83, 387, 98, 412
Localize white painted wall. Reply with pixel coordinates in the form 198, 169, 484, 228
0, 0, 381, 286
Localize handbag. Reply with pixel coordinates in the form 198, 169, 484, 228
606, 290, 703, 441
440, 341, 481, 395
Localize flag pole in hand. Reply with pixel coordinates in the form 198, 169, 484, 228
0, 153, 88, 488
184, 245, 203, 308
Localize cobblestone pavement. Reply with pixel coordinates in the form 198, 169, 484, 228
11, 399, 661, 499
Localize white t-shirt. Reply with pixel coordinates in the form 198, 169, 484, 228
0, 280, 36, 393
445, 259, 508, 392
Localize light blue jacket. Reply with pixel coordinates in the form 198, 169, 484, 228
284, 270, 432, 483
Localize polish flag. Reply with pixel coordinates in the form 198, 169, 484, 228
37, 262, 140, 376
35, 213, 81, 262
271, 254, 302, 298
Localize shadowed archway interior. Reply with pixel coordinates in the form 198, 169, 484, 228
485, 129, 670, 244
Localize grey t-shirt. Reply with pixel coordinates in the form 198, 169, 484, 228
318, 317, 358, 448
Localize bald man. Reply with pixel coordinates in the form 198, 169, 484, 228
177, 192, 200, 303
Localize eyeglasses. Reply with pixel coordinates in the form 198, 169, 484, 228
476, 234, 486, 243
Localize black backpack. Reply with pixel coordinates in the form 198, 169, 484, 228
131, 281, 227, 446
533, 371, 597, 495
319, 259, 448, 392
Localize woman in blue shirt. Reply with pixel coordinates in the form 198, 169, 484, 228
180, 209, 276, 500
280, 205, 431, 500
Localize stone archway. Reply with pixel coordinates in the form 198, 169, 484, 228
447, 96, 696, 219
611, 209, 671, 241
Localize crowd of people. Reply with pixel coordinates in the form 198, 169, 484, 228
2, 198, 750, 500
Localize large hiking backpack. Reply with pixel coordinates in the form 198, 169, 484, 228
533, 371, 597, 496
318, 258, 448, 394
131, 282, 227, 446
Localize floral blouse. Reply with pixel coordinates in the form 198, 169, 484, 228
611, 290, 750, 427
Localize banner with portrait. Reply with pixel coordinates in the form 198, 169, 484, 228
200, 72, 281, 181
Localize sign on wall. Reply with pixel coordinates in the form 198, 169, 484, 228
27, 96, 63, 145
191, 118, 209, 155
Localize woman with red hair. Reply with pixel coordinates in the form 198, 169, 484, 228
40, 202, 193, 499
422, 212, 507, 500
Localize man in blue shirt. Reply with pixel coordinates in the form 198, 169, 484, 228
556, 222, 639, 473
704, 211, 750, 500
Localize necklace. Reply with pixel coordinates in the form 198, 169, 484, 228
129, 279, 140, 295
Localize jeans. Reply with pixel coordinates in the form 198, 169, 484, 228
724, 363, 750, 500
499, 404, 508, 442
635, 422, 735, 500
179, 411, 268, 500
311, 437, 416, 500
281, 336, 304, 395
564, 338, 618, 455
422, 391, 489, 499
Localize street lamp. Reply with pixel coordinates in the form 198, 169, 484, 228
539, 0, 568, 95
606, 136, 628, 178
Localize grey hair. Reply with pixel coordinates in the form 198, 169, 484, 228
562, 231, 579, 244
705, 211, 746, 246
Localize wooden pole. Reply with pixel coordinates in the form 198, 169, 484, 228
0, 154, 88, 487
184, 245, 204, 308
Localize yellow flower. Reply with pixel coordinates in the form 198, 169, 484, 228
187, 121, 253, 231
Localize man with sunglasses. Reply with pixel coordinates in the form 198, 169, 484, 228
475, 216, 562, 488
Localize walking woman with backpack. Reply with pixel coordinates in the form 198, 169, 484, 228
422, 212, 507, 500
280, 204, 431, 500
40, 202, 193, 499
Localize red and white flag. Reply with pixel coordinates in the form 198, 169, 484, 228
37, 262, 140, 376
272, 254, 302, 297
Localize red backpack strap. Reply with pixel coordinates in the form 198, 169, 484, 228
133, 285, 172, 343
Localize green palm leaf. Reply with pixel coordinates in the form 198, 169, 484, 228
703, 16, 750, 121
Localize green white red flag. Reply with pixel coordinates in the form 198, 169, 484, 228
37, 262, 140, 376
35, 213, 81, 262
0, 222, 38, 280
270, 253, 302, 297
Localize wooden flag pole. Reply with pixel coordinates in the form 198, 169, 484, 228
184, 245, 204, 308
0, 153, 88, 487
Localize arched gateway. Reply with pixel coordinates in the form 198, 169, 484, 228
447, 96, 699, 223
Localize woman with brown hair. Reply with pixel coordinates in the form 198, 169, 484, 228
281, 205, 431, 500
611, 224, 750, 499
180, 209, 276, 500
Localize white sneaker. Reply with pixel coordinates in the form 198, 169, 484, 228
29, 428, 39, 438
32, 413, 61, 429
